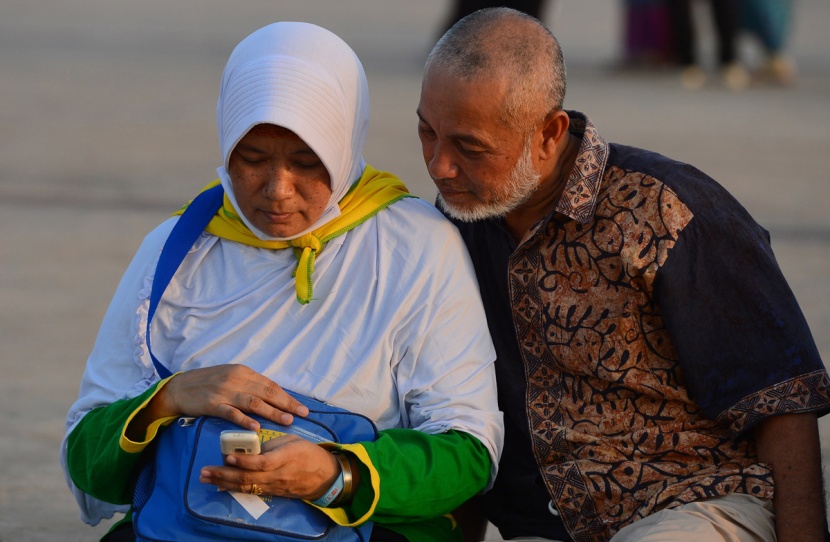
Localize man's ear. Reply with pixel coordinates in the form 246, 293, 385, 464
538, 110, 570, 161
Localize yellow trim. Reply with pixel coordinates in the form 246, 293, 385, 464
305, 443, 380, 526
119, 376, 179, 453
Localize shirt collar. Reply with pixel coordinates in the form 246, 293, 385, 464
552, 110, 609, 224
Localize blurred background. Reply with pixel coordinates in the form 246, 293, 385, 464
0, 1, 827, 540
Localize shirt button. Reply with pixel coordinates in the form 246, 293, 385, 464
548, 500, 560, 517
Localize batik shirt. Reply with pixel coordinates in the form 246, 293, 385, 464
452, 111, 830, 542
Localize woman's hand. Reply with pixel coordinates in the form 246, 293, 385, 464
199, 436, 341, 501
126, 365, 309, 440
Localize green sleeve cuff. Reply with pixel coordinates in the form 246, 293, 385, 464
315, 429, 490, 533
120, 377, 179, 452
307, 443, 379, 527
66, 377, 176, 503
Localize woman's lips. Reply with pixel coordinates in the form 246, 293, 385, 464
260, 210, 294, 223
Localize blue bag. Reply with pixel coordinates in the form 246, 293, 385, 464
132, 185, 377, 541
132, 393, 377, 542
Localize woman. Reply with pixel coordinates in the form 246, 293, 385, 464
61, 22, 503, 542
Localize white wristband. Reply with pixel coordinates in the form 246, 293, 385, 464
311, 469, 344, 508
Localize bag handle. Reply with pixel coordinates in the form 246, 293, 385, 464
146, 184, 225, 379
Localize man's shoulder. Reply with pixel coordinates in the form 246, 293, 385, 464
605, 142, 739, 216
607, 142, 697, 182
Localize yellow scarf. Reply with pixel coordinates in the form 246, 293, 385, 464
174, 164, 412, 304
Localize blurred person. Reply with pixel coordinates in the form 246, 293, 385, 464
668, 0, 750, 90
741, 0, 797, 85
442, 0, 548, 34
418, 7, 830, 541
61, 21, 503, 542
621, 0, 675, 70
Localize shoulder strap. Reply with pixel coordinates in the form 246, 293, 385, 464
146, 184, 225, 379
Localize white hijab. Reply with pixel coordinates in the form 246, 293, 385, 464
215, 22, 370, 241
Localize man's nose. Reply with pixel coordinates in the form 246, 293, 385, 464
427, 142, 458, 181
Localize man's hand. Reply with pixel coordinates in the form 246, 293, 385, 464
754, 412, 827, 542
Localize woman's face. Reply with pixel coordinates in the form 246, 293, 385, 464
228, 124, 332, 238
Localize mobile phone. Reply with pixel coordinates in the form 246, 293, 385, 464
220, 430, 261, 455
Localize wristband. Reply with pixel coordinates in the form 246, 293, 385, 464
311, 463, 345, 508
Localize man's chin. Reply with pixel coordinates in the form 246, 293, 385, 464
437, 194, 503, 222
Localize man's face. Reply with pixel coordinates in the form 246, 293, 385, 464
417, 66, 539, 221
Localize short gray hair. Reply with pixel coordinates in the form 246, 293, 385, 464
426, 7, 567, 134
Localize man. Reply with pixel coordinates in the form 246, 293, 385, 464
417, 7, 830, 542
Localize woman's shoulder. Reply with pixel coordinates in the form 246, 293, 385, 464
364, 195, 470, 271
144, 216, 178, 246
123, 216, 200, 282
375, 195, 461, 237
370, 196, 467, 252
127, 217, 178, 263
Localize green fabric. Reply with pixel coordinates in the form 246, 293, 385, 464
385, 516, 462, 542
346, 429, 491, 541
65, 383, 162, 504
67, 390, 491, 542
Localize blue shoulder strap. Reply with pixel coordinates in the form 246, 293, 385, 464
146, 184, 225, 379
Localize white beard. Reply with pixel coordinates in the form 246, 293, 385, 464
438, 136, 540, 222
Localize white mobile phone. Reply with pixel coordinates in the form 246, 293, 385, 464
220, 430, 261, 455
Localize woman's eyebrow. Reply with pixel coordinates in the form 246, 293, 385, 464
236, 142, 268, 154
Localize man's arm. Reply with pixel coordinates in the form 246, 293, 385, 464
754, 412, 826, 542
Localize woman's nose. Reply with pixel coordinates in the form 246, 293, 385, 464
262, 168, 295, 199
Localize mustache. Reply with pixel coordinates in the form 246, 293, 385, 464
433, 178, 464, 190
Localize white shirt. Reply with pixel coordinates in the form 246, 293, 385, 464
62, 197, 503, 524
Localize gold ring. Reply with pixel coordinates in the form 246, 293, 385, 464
249, 484, 263, 496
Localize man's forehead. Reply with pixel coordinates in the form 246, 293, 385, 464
423, 66, 506, 106
421, 69, 511, 129
424, 63, 506, 89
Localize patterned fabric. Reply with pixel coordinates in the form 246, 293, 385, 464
503, 112, 830, 541
552, 115, 607, 224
